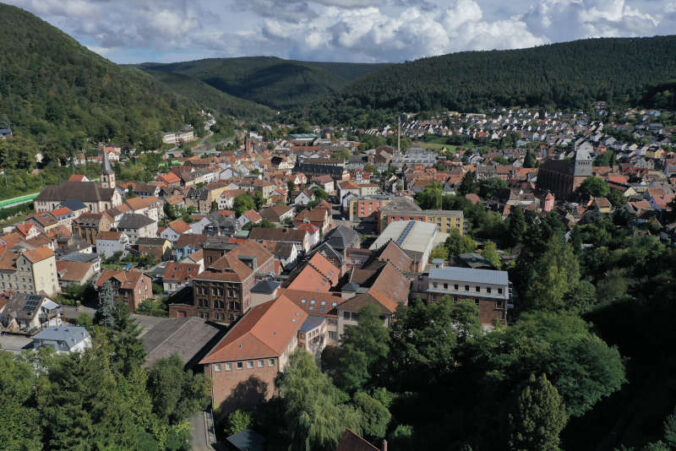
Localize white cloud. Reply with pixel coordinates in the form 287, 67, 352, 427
4, 0, 668, 63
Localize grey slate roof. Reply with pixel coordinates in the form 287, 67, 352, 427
102, 149, 114, 175
324, 225, 360, 251
428, 266, 509, 285
226, 430, 266, 451
251, 279, 280, 294
61, 198, 88, 211
118, 213, 155, 229
33, 326, 90, 346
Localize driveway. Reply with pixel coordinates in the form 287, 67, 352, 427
190, 410, 217, 450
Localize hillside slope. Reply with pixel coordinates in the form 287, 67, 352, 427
139, 57, 388, 110
0, 3, 196, 170
302, 36, 676, 125
142, 70, 274, 119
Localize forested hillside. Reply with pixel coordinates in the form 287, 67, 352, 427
300, 36, 676, 126
141, 70, 275, 119
0, 3, 196, 171
138, 57, 388, 110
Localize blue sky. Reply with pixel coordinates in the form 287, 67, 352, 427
6, 0, 674, 63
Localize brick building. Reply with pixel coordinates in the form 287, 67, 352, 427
200, 295, 307, 409
169, 240, 276, 323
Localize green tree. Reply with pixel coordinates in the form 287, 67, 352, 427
522, 234, 580, 311
482, 241, 501, 269
524, 149, 537, 168
334, 304, 389, 393
470, 311, 625, 417
577, 177, 610, 198
445, 228, 477, 256
507, 374, 568, 450
234, 194, 256, 217
415, 183, 442, 209
457, 171, 478, 195
506, 206, 526, 247
352, 392, 391, 441
146, 354, 210, 425
607, 189, 626, 207
478, 177, 507, 199
95, 280, 117, 328
388, 297, 471, 389
0, 353, 41, 450
276, 350, 361, 451
429, 244, 449, 262
224, 410, 253, 437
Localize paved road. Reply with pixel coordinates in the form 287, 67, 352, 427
61, 306, 171, 336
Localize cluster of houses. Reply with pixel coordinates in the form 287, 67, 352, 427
0, 105, 672, 438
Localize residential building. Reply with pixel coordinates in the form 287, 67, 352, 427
117, 213, 157, 244
136, 237, 172, 261
95, 269, 153, 312
162, 262, 200, 294
72, 212, 112, 245
347, 195, 393, 221
0, 247, 60, 295
0, 293, 61, 334
249, 227, 311, 254
161, 219, 192, 243
95, 231, 129, 259
32, 326, 92, 354
56, 260, 96, 288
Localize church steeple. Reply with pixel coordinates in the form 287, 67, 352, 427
100, 147, 115, 189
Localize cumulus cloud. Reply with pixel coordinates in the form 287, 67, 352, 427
523, 0, 659, 42
4, 0, 668, 63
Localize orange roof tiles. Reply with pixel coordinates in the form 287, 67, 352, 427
22, 247, 54, 263
56, 260, 93, 282
168, 219, 191, 234
163, 262, 200, 283
200, 295, 307, 364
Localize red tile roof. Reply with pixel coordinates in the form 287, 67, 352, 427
22, 247, 54, 263
200, 295, 307, 364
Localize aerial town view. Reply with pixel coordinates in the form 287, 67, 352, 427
0, 1, 674, 450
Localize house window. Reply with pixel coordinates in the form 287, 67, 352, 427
268, 359, 275, 366
247, 361, 254, 369
475, 286, 480, 292
237, 362, 243, 370
258, 360, 264, 367
497, 300, 505, 309
443, 283, 448, 289
498, 288, 503, 294
487, 287, 492, 294
465, 285, 470, 291
225, 363, 232, 371
454, 284, 459, 290
343, 311, 350, 319
214, 364, 221, 372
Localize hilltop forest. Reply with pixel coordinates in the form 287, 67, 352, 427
0, 3, 196, 172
